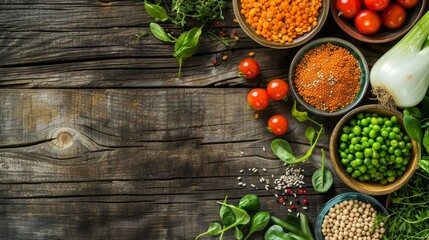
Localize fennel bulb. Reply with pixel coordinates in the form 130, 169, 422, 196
370, 10, 429, 108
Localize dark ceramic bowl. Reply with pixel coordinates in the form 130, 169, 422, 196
289, 37, 369, 117
330, 0, 426, 43
233, 0, 329, 48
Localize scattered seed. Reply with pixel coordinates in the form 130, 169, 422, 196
303, 199, 308, 205
255, 113, 259, 119
251, 184, 256, 188
238, 182, 243, 186
222, 55, 228, 61
237, 177, 242, 181
240, 169, 244, 173
213, 59, 218, 65
288, 209, 292, 213
240, 151, 245, 155
262, 167, 267, 171
242, 183, 247, 187
249, 52, 255, 57
303, 206, 308, 210
234, 36, 239, 41
275, 193, 279, 198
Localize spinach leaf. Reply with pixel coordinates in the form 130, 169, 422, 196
419, 157, 429, 174
237, 194, 260, 212
174, 27, 202, 77
264, 225, 292, 240
404, 115, 423, 142
423, 128, 429, 154
220, 202, 235, 227
149, 23, 176, 43
144, 0, 170, 22
195, 222, 222, 239
291, 100, 310, 123
305, 127, 316, 145
271, 139, 296, 163
216, 201, 251, 234
311, 149, 333, 193
234, 226, 243, 240
404, 107, 422, 119
244, 211, 270, 240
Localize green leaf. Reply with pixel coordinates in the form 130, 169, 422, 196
423, 128, 429, 154
264, 225, 292, 240
149, 23, 176, 43
292, 100, 309, 122
271, 139, 296, 163
144, 0, 170, 22
220, 201, 235, 227
244, 211, 270, 240
404, 107, 422, 119
234, 227, 243, 240
174, 27, 202, 77
419, 158, 429, 174
217, 201, 251, 234
312, 149, 333, 193
237, 194, 260, 212
305, 127, 316, 145
195, 222, 222, 239
404, 115, 423, 142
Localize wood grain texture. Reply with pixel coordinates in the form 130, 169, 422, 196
0, 89, 350, 239
0, 1, 395, 88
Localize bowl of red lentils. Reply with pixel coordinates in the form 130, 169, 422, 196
288, 37, 369, 117
232, 0, 329, 48
315, 192, 388, 240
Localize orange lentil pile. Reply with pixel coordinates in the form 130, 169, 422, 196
294, 43, 361, 112
239, 0, 322, 43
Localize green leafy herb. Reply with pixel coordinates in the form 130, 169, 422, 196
423, 128, 429, 154
234, 227, 243, 240
244, 211, 271, 240
311, 149, 333, 193
271, 139, 295, 163
195, 222, 222, 239
404, 107, 429, 174
264, 225, 292, 240
378, 169, 429, 239
149, 23, 176, 43
144, 0, 171, 22
174, 26, 202, 77
170, 0, 227, 27
404, 115, 423, 142
237, 194, 261, 212
271, 102, 324, 164
216, 201, 250, 234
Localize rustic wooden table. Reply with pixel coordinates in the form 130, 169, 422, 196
1, 1, 426, 239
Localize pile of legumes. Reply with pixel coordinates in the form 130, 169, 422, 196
294, 43, 361, 112
322, 199, 385, 240
338, 112, 412, 184
239, 0, 322, 43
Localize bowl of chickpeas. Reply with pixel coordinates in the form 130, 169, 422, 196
329, 104, 419, 196
232, 0, 329, 48
315, 192, 388, 240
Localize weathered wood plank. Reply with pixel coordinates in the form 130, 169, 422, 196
0, 89, 352, 239
0, 1, 399, 88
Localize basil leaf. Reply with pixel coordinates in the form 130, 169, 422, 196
423, 128, 429, 154
305, 127, 316, 145
144, 0, 169, 22
174, 27, 202, 77
312, 149, 333, 193
149, 23, 175, 43
404, 107, 422, 119
271, 139, 296, 163
292, 100, 309, 122
404, 115, 423, 142
419, 158, 429, 175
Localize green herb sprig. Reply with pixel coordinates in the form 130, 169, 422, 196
143, 0, 228, 77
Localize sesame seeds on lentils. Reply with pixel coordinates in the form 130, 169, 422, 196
294, 43, 361, 112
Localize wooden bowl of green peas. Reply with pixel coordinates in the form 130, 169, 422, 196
329, 104, 419, 196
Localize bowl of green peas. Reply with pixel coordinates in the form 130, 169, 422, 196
329, 104, 419, 196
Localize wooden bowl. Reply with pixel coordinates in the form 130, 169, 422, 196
329, 104, 419, 196
330, 0, 426, 43
232, 0, 329, 48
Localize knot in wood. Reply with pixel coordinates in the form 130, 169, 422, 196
51, 131, 74, 149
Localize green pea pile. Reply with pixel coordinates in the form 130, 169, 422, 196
338, 112, 413, 185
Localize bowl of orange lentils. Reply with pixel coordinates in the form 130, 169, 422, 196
232, 0, 329, 48
288, 37, 369, 117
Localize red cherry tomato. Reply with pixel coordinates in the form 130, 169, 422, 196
336, 0, 362, 18
247, 88, 269, 110
267, 79, 289, 101
364, 0, 390, 11
381, 4, 406, 29
239, 59, 260, 80
268, 115, 289, 136
354, 10, 382, 35
397, 0, 419, 8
